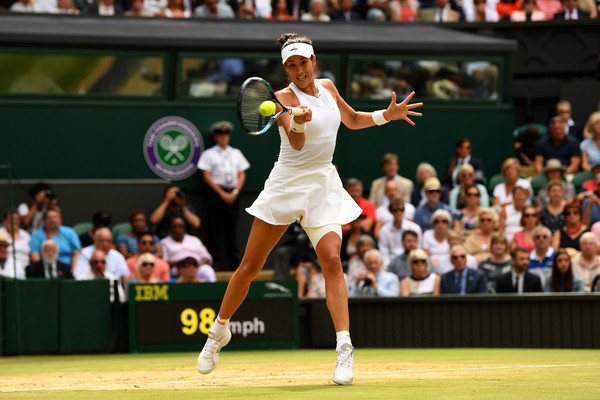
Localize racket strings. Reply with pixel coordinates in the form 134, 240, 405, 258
239, 80, 272, 133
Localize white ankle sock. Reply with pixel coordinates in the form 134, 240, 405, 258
210, 317, 229, 337
336, 331, 352, 350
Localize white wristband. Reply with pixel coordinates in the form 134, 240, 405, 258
291, 119, 306, 133
372, 109, 389, 126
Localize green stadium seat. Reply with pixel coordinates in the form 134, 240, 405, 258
72, 222, 92, 236
513, 123, 548, 138
530, 173, 549, 196
571, 170, 594, 192
112, 222, 132, 239
487, 174, 505, 194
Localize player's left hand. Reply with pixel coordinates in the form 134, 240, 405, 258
385, 91, 423, 126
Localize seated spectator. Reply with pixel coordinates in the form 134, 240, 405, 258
572, 232, 600, 291
536, 0, 563, 19
75, 250, 126, 303
464, 208, 499, 264
454, 185, 482, 236
449, 163, 489, 212
493, 158, 533, 207
176, 256, 211, 282
552, 199, 589, 251
444, 138, 485, 190
496, 0, 521, 20
160, 217, 215, 281
580, 112, 600, 171
423, 209, 452, 262
369, 153, 413, 207
30, 206, 81, 268
534, 115, 581, 175
412, 162, 449, 207
124, 253, 160, 298
510, 0, 546, 20
343, 178, 377, 235
55, 0, 80, 14
510, 205, 539, 252
301, 0, 331, 20
464, 0, 499, 21
25, 240, 73, 279
306, 268, 350, 298
330, 0, 362, 19
350, 249, 400, 297
85, 0, 124, 15
79, 210, 112, 248
479, 232, 512, 292
539, 181, 567, 234
10, 0, 48, 12
1, 209, 31, 277
387, 230, 420, 280
142, 0, 167, 14
373, 180, 416, 240
379, 196, 422, 265
414, 177, 453, 232
156, 0, 192, 16
528, 225, 556, 287
418, 0, 461, 21
366, 0, 390, 20
545, 249, 585, 292
21, 182, 58, 233
557, 100, 585, 143
435, 229, 478, 275
514, 124, 543, 166
341, 215, 375, 268
73, 227, 130, 281
346, 234, 376, 283
0, 232, 25, 279
116, 210, 162, 259
268, 0, 295, 18
125, 0, 154, 16
400, 248, 440, 296
499, 186, 529, 242
440, 245, 488, 294
496, 247, 543, 293
194, 0, 235, 17
238, 0, 257, 19
126, 233, 170, 282
535, 159, 576, 208
389, 0, 417, 21
553, 0, 591, 19
150, 185, 201, 239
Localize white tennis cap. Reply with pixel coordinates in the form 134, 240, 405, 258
281, 43, 314, 64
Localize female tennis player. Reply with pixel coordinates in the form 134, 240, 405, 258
198, 33, 423, 385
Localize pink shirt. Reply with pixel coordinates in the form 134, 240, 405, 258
160, 234, 213, 267
536, 0, 562, 19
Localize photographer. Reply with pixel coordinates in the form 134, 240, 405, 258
349, 249, 400, 297
20, 182, 58, 232
150, 185, 200, 239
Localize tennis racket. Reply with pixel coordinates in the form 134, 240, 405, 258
237, 77, 303, 136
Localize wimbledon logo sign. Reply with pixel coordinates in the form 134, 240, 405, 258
143, 116, 204, 181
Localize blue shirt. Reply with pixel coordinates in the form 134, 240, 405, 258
30, 226, 82, 266
528, 248, 555, 269
583, 198, 600, 226
115, 233, 160, 256
535, 135, 581, 166
414, 201, 453, 231
349, 270, 400, 297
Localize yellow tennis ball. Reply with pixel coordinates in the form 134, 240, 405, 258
259, 101, 276, 117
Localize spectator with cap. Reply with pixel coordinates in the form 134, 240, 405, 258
25, 239, 73, 279
79, 210, 112, 248
414, 177, 453, 232
76, 249, 126, 303
197, 120, 250, 271
534, 115, 582, 175
73, 227, 130, 282
536, 159, 576, 208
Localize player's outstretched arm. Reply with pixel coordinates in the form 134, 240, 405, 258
382, 91, 423, 126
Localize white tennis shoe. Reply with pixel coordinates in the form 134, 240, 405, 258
197, 329, 232, 374
332, 342, 354, 385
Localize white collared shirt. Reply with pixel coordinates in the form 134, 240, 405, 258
197, 145, 250, 189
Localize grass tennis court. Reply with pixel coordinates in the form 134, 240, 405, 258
1, 348, 599, 399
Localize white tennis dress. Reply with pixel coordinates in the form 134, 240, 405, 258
246, 81, 362, 228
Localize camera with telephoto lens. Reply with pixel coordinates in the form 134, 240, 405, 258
45, 189, 56, 200
364, 277, 373, 286
175, 189, 184, 198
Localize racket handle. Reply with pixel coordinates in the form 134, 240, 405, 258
289, 107, 304, 116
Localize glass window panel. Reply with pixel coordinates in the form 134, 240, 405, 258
350, 59, 501, 101
180, 55, 337, 98
0, 52, 164, 97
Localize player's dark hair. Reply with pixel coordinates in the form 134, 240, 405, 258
277, 33, 312, 49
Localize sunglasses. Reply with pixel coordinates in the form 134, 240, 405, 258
91, 259, 106, 264
141, 262, 155, 267
534, 235, 549, 239
433, 219, 449, 224
466, 192, 480, 197
140, 240, 154, 245
451, 254, 466, 260
480, 218, 493, 222
390, 208, 405, 213
523, 213, 537, 217
427, 190, 441, 194
413, 259, 427, 264
564, 210, 579, 216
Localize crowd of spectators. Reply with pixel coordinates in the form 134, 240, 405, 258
1, 101, 600, 302
0, 0, 597, 21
